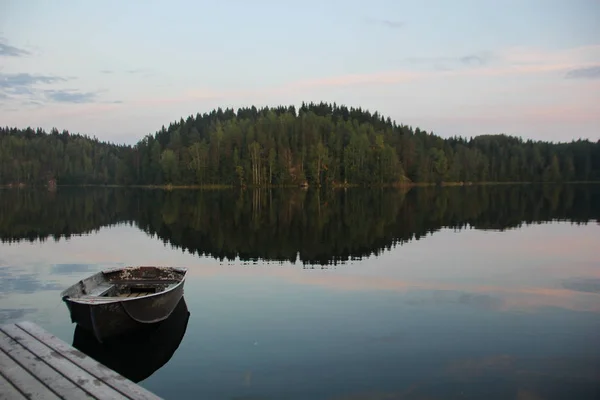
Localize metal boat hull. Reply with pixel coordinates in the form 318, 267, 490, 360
61, 266, 187, 342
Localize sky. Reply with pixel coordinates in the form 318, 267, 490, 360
0, 0, 599, 145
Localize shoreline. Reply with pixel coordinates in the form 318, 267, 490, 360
2, 181, 600, 190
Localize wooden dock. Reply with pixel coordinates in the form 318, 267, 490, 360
0, 321, 163, 400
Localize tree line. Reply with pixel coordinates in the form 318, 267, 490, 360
1, 185, 599, 264
1, 102, 599, 186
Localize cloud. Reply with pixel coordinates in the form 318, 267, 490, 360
0, 73, 117, 106
565, 65, 600, 80
0, 72, 66, 90
15, 101, 124, 120
127, 68, 156, 78
0, 39, 30, 57
117, 44, 600, 118
366, 17, 404, 29
44, 89, 98, 103
138, 69, 424, 106
288, 70, 423, 88
501, 45, 600, 65
20, 100, 44, 108
401, 45, 600, 76
0, 73, 67, 105
405, 52, 492, 71
99, 68, 153, 77
460, 54, 490, 66
420, 104, 600, 129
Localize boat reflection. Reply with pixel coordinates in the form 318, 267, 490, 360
71, 296, 190, 383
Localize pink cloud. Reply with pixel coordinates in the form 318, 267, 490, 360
0, 102, 124, 124
442, 45, 600, 78
424, 104, 600, 125
453, 62, 582, 77
159, 70, 424, 103
499, 44, 600, 66
129, 45, 600, 107
133, 90, 227, 106
6, 43, 595, 136
284, 70, 425, 89
284, 44, 600, 88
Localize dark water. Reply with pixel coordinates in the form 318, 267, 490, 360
1, 185, 599, 399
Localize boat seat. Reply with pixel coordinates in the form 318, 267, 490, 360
85, 283, 115, 297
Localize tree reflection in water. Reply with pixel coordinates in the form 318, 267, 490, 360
1, 184, 599, 265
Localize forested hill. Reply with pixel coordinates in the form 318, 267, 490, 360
1, 102, 599, 186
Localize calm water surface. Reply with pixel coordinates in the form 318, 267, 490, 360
1, 185, 599, 399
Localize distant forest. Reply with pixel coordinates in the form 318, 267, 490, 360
1, 102, 599, 186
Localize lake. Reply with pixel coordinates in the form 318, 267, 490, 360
1, 185, 599, 399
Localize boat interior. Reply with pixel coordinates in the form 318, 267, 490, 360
85, 281, 180, 298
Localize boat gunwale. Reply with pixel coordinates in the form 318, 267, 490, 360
61, 266, 188, 305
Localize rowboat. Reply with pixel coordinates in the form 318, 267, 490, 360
72, 296, 190, 383
60, 266, 187, 342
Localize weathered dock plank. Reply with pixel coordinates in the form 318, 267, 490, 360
1, 325, 118, 400
0, 321, 163, 400
0, 329, 93, 399
0, 349, 60, 400
0, 373, 27, 399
